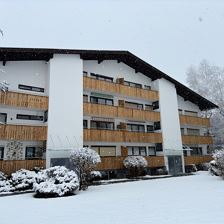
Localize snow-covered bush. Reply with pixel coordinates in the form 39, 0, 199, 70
70, 148, 101, 190
0, 171, 7, 181
213, 149, 224, 177
90, 171, 102, 181
0, 171, 14, 193
156, 167, 168, 175
11, 169, 37, 191
185, 164, 197, 173
123, 156, 148, 178
34, 166, 79, 198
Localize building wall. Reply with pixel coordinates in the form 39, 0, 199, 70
177, 95, 200, 113
46, 54, 83, 167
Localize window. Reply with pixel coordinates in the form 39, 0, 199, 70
17, 114, 43, 121
148, 147, 156, 156
18, 84, 44, 93
152, 101, 159, 110
144, 85, 151, 90
147, 125, 154, 132
91, 120, 114, 130
155, 143, 163, 152
90, 73, 113, 82
0, 113, 7, 124
83, 95, 88, 102
125, 101, 143, 110
90, 96, 113, 106
83, 71, 88, 77
44, 110, 48, 122
0, 147, 4, 160
190, 147, 202, 156
187, 128, 200, 136
185, 110, 198, 117
83, 120, 88, 129
145, 104, 153, 111
25, 147, 36, 159
124, 81, 142, 88
91, 146, 116, 157
183, 150, 187, 156
180, 128, 185, 135
127, 146, 146, 156
127, 123, 145, 132
178, 109, 183, 115
154, 121, 161, 130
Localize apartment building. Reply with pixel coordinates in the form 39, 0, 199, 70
0, 48, 217, 175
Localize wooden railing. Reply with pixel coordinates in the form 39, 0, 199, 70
96, 156, 165, 170
0, 159, 46, 175
179, 115, 210, 127
0, 125, 47, 141
84, 129, 162, 143
84, 103, 160, 122
182, 135, 213, 145
0, 91, 48, 110
184, 155, 213, 165
83, 76, 159, 101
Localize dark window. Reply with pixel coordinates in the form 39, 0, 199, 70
0, 113, 7, 124
178, 109, 183, 115
183, 150, 187, 156
128, 146, 146, 156
83, 120, 88, 129
148, 147, 156, 156
145, 104, 153, 111
190, 147, 202, 156
124, 81, 142, 88
180, 128, 185, 135
90, 96, 113, 106
155, 143, 163, 152
25, 147, 36, 159
83, 95, 88, 102
18, 84, 44, 93
91, 121, 114, 130
0, 147, 4, 160
83, 71, 88, 77
154, 121, 161, 130
147, 125, 154, 132
90, 73, 113, 82
152, 101, 159, 110
44, 110, 48, 122
127, 123, 145, 132
125, 101, 143, 110
17, 114, 44, 121
144, 85, 151, 90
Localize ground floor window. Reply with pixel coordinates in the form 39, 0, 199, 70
91, 146, 116, 157
25, 147, 36, 159
127, 146, 147, 156
0, 147, 4, 160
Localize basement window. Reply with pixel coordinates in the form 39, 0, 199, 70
18, 84, 44, 93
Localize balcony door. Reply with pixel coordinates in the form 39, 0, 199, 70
167, 155, 183, 175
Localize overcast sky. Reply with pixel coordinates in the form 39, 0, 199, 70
0, 0, 224, 84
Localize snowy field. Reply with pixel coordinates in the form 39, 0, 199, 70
0, 171, 224, 224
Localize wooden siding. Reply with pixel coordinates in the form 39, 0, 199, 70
84, 76, 159, 101
84, 103, 160, 121
0, 125, 47, 141
184, 155, 213, 165
84, 129, 162, 143
0, 159, 46, 175
0, 91, 48, 110
182, 135, 213, 145
96, 156, 165, 170
179, 115, 210, 127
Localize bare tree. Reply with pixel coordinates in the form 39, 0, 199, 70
186, 60, 224, 148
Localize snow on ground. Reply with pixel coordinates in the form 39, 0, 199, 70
0, 171, 224, 224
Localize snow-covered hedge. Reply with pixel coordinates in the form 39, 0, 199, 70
11, 169, 37, 191
0, 171, 7, 181
213, 149, 224, 177
90, 171, 102, 181
0, 171, 14, 193
34, 166, 79, 197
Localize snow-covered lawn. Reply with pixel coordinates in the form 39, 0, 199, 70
0, 172, 224, 224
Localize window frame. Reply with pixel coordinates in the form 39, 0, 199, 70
18, 84, 44, 93
16, 114, 44, 121
90, 96, 114, 106
25, 146, 36, 160
0, 147, 4, 160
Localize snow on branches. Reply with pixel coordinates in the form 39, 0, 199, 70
212, 149, 224, 177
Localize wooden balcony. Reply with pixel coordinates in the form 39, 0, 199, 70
179, 115, 210, 127
96, 156, 165, 170
84, 103, 160, 122
184, 155, 213, 165
0, 159, 46, 175
182, 135, 213, 145
84, 76, 159, 101
84, 129, 162, 143
0, 125, 47, 141
0, 91, 48, 110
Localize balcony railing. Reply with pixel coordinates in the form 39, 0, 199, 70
179, 115, 210, 127
0, 91, 48, 110
84, 129, 162, 143
182, 135, 213, 145
83, 76, 159, 101
184, 155, 213, 165
84, 102, 160, 122
0, 124, 47, 141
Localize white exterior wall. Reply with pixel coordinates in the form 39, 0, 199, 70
0, 61, 48, 95
46, 54, 83, 167
177, 96, 200, 113
83, 60, 152, 88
